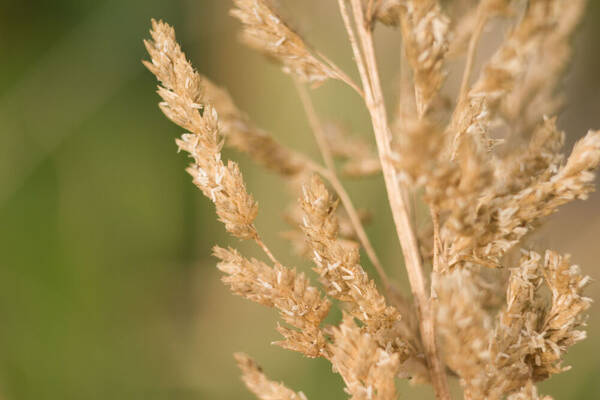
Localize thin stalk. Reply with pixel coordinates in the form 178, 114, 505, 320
293, 78, 391, 291
366, 0, 381, 25
294, 80, 337, 171
337, 0, 373, 97
452, 11, 489, 160
343, 1, 451, 398
395, 41, 412, 122
458, 17, 487, 104
255, 236, 281, 266
430, 208, 442, 299
317, 51, 365, 99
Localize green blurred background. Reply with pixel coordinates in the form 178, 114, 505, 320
0, 0, 599, 399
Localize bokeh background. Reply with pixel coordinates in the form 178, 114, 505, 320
1, 0, 599, 399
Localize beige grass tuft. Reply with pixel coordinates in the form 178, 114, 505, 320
144, 1, 598, 398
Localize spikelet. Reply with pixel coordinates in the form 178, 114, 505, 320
493, 130, 598, 265
435, 269, 495, 393
231, 0, 336, 85
534, 251, 592, 378
146, 19, 307, 178
300, 175, 414, 357
450, 0, 562, 154
437, 123, 600, 270
392, 116, 445, 185
215, 247, 330, 358
455, 250, 591, 398
144, 19, 258, 240
235, 353, 308, 400
492, 116, 565, 193
503, 0, 587, 134
328, 315, 400, 400
377, 0, 450, 115
471, 0, 555, 102
143, 20, 203, 112
447, 0, 511, 57
282, 195, 365, 261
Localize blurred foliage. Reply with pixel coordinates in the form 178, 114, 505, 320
0, 0, 599, 399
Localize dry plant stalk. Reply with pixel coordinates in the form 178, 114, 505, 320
144, 0, 598, 398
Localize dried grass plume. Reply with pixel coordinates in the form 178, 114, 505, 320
144, 0, 598, 398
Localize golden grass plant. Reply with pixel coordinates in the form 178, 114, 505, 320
144, 1, 598, 398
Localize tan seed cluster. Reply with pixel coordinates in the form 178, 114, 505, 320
329, 315, 400, 400
231, 0, 335, 85
373, 0, 450, 115
436, 250, 591, 399
144, 19, 258, 240
299, 176, 416, 359
216, 246, 330, 357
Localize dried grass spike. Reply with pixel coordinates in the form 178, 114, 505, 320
398, 0, 451, 115
235, 353, 308, 400
435, 269, 494, 393
300, 175, 416, 359
231, 0, 335, 85
144, 20, 258, 239
329, 315, 400, 400
215, 246, 330, 357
